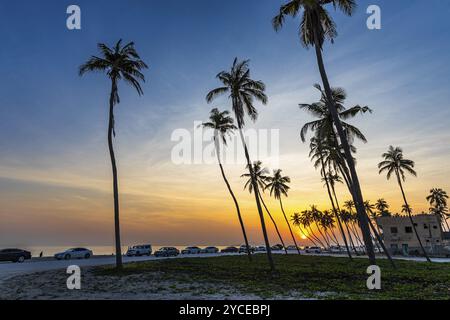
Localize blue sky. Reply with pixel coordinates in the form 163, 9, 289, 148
0, 1, 449, 247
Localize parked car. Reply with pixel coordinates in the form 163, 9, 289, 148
221, 246, 239, 253
286, 245, 299, 251
181, 246, 201, 254
271, 244, 284, 251
200, 246, 219, 254
0, 248, 31, 263
255, 245, 267, 252
54, 248, 92, 260
126, 244, 152, 256
154, 247, 179, 257
329, 246, 345, 254
238, 245, 255, 254
305, 246, 322, 254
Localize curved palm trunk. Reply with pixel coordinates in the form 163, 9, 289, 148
279, 199, 301, 254
320, 164, 352, 258
312, 23, 375, 265
331, 183, 356, 256
108, 80, 122, 269
306, 226, 326, 248
315, 224, 330, 247
396, 173, 431, 262
259, 194, 288, 254
237, 126, 275, 272
214, 138, 252, 261
298, 226, 319, 247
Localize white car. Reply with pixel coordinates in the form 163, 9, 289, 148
255, 246, 267, 252
126, 244, 152, 256
305, 246, 322, 254
54, 248, 93, 260
329, 246, 344, 254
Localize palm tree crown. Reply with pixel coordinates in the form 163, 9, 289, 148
79, 39, 148, 106
206, 58, 267, 128
201, 108, 237, 145
300, 84, 372, 143
241, 161, 269, 193
378, 146, 417, 181
427, 188, 448, 208
265, 169, 291, 200
273, 0, 357, 49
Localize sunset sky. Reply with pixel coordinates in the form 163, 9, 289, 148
1, 0, 449, 248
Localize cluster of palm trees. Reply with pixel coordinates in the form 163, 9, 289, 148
78, 1, 446, 271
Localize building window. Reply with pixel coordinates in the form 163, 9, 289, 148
413, 223, 418, 227
405, 227, 413, 233
390, 227, 398, 234
433, 226, 438, 229
424, 224, 428, 229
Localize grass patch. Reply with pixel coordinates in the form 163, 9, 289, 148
95, 255, 450, 299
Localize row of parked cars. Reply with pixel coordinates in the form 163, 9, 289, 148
0, 244, 347, 263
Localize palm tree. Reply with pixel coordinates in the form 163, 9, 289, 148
206, 58, 275, 272
241, 161, 288, 254
273, 0, 376, 264
375, 198, 391, 217
378, 146, 431, 262
311, 138, 352, 257
201, 108, 252, 260
401, 204, 412, 215
291, 212, 320, 247
265, 169, 301, 254
427, 188, 449, 231
79, 40, 148, 269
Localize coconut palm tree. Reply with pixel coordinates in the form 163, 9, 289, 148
206, 58, 275, 271
201, 108, 252, 260
79, 40, 148, 269
241, 161, 288, 254
427, 188, 449, 231
265, 169, 301, 254
401, 204, 412, 215
273, 0, 377, 264
375, 198, 391, 217
291, 212, 320, 247
378, 146, 431, 262
310, 138, 352, 257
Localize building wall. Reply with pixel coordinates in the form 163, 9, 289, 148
376, 214, 443, 255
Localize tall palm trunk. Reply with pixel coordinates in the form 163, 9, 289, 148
331, 182, 356, 255
259, 194, 288, 254
279, 199, 301, 254
307, 225, 326, 248
237, 124, 275, 272
214, 137, 252, 261
315, 224, 330, 247
312, 24, 375, 265
108, 80, 122, 269
320, 162, 352, 258
396, 172, 431, 262
298, 226, 319, 247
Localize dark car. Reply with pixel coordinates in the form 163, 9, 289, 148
271, 244, 284, 251
238, 245, 255, 254
0, 248, 31, 263
221, 246, 239, 253
154, 247, 179, 257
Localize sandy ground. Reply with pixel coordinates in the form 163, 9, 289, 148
0, 266, 309, 300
